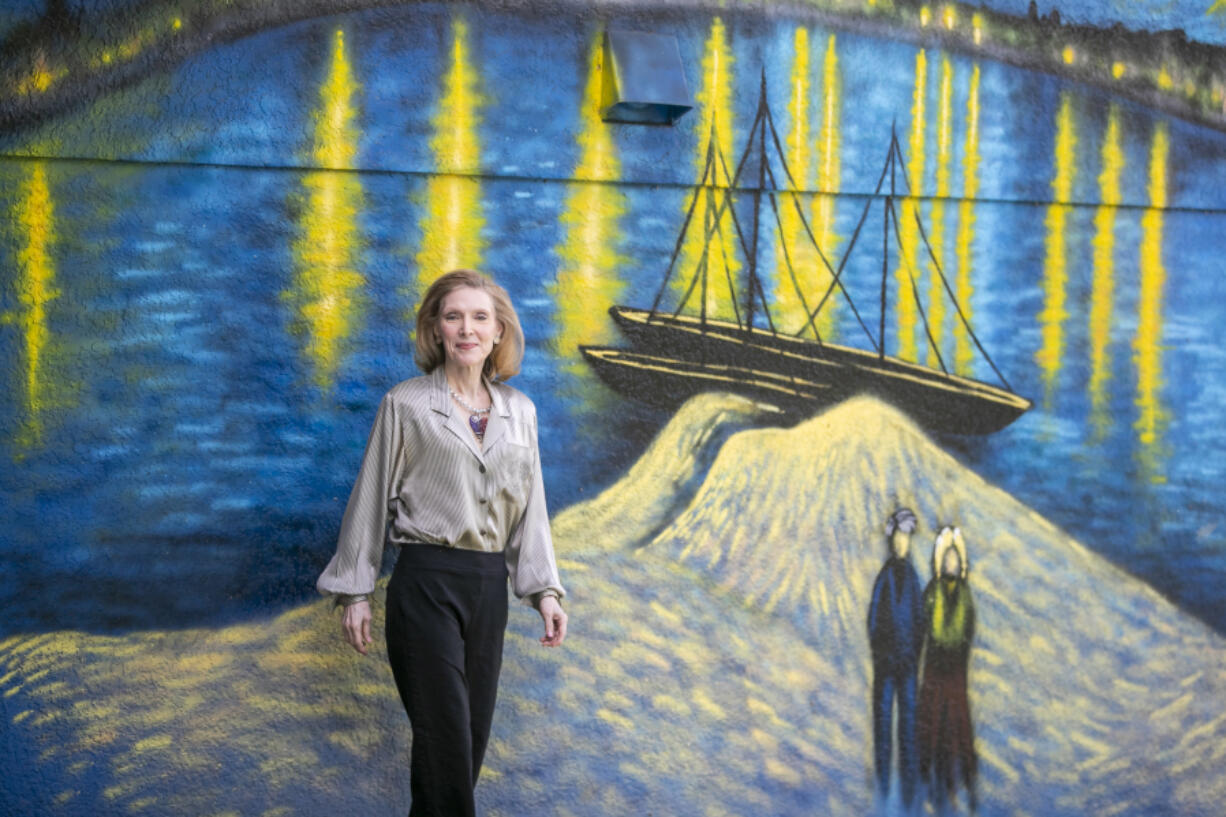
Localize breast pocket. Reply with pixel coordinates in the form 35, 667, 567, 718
490, 423, 535, 507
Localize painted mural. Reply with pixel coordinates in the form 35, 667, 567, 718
2, 0, 1226, 814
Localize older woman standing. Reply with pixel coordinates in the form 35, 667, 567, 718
317, 269, 567, 817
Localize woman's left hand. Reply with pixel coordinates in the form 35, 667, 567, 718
538, 595, 567, 647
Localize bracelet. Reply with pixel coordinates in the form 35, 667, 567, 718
338, 593, 369, 607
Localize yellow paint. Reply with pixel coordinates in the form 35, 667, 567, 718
131, 734, 173, 754
1062, 46, 1076, 65
416, 16, 485, 291
1089, 105, 1123, 438
925, 54, 954, 369
895, 50, 927, 361
677, 17, 738, 321
650, 601, 683, 628
954, 63, 980, 375
287, 28, 366, 389
1112, 61, 1126, 80
7, 161, 60, 449
551, 34, 626, 378
764, 756, 803, 786
1157, 67, 1173, 90
692, 687, 726, 719
774, 28, 816, 335
942, 5, 958, 29
920, 6, 932, 26
1133, 122, 1169, 483
1037, 93, 1075, 406
596, 708, 634, 730
812, 34, 842, 338
978, 740, 1021, 784
652, 694, 692, 717
972, 12, 984, 44
28, 62, 57, 94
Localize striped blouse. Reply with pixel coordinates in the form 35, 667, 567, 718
316, 366, 565, 606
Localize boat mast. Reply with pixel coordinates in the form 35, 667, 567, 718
744, 72, 769, 334
880, 125, 897, 362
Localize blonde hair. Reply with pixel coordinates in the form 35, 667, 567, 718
415, 270, 524, 379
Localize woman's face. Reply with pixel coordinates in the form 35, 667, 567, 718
436, 286, 501, 371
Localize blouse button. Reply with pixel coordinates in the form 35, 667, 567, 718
479, 497, 488, 504
479, 464, 487, 474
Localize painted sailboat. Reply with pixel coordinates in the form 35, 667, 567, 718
581, 76, 1031, 435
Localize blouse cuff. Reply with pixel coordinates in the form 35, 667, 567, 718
336, 593, 370, 608
532, 589, 561, 609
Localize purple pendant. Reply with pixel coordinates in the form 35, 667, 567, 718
469, 414, 488, 440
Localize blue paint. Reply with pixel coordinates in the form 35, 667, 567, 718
0, 6, 1224, 636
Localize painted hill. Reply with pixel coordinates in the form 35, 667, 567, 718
2, 395, 1224, 816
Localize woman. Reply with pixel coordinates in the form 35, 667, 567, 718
317, 269, 567, 817
917, 526, 977, 812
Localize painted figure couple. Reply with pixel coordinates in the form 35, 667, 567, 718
867, 508, 977, 813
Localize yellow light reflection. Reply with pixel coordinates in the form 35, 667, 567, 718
925, 54, 954, 369
1133, 122, 1169, 482
416, 17, 485, 291
7, 162, 60, 449
774, 28, 815, 335
1089, 105, 1123, 438
812, 34, 842, 339
1037, 93, 1075, 406
954, 64, 980, 376
551, 34, 626, 376
288, 29, 366, 389
677, 17, 738, 321
895, 50, 927, 361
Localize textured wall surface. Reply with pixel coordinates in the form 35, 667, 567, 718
2, 1, 1226, 815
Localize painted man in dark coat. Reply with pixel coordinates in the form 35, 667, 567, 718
867, 507, 925, 805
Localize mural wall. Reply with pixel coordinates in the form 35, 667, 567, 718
2, 0, 1226, 814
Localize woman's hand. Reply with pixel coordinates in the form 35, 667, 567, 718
342, 599, 373, 655
538, 595, 567, 647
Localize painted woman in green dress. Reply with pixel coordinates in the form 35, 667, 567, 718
917, 526, 978, 812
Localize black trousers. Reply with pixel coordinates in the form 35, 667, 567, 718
385, 544, 509, 817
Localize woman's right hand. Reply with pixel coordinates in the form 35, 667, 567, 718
342, 599, 373, 655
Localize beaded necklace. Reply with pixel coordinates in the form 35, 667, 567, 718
450, 387, 491, 442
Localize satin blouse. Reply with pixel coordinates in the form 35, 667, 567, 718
316, 366, 565, 606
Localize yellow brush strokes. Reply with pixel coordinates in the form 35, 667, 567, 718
1133, 122, 1169, 483
287, 29, 366, 390
895, 50, 927, 361
774, 28, 815, 335
925, 54, 954, 368
677, 17, 738, 321
812, 34, 842, 339
1037, 93, 1076, 407
416, 16, 485, 292
6, 161, 60, 449
954, 63, 980, 375
550, 34, 626, 379
1089, 104, 1123, 438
